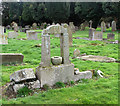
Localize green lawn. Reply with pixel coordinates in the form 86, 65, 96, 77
1, 27, 118, 104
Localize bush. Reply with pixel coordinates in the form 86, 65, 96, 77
55, 82, 65, 88
43, 84, 50, 91
17, 86, 33, 97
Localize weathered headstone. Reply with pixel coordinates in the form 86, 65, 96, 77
69, 22, 75, 33
26, 30, 38, 40
107, 33, 115, 40
80, 23, 85, 31
11, 22, 18, 32
0, 53, 24, 64
73, 49, 80, 58
89, 20, 92, 28
8, 31, 18, 38
92, 31, 103, 40
112, 21, 116, 31
62, 23, 73, 46
32, 23, 37, 30
101, 21, 106, 32
0, 26, 8, 44
89, 28, 96, 40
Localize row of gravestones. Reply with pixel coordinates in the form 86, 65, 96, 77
79, 20, 117, 32
89, 28, 115, 40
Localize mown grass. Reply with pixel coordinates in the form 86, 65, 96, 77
1, 27, 118, 104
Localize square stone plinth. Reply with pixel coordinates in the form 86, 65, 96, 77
36, 63, 74, 87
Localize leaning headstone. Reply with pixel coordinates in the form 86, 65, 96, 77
107, 33, 115, 40
26, 30, 38, 40
112, 21, 116, 31
8, 31, 18, 38
92, 31, 103, 40
0, 53, 24, 64
101, 21, 106, 32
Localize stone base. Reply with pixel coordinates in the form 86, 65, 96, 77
36, 64, 74, 87
0, 53, 24, 64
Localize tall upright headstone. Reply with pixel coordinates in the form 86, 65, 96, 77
101, 21, 106, 32
112, 21, 116, 31
62, 23, 73, 46
0, 26, 8, 44
69, 22, 75, 33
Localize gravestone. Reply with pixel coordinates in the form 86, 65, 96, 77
8, 31, 18, 38
0, 26, 8, 44
101, 21, 106, 32
107, 33, 115, 40
0, 53, 24, 64
26, 30, 38, 40
62, 23, 73, 46
89, 20, 92, 28
73, 49, 80, 58
92, 31, 103, 40
112, 21, 116, 31
32, 23, 37, 30
69, 22, 75, 33
80, 23, 85, 31
89, 28, 96, 40
11, 22, 18, 32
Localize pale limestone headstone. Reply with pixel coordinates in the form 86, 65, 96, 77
89, 20, 92, 28
101, 21, 106, 32
73, 49, 80, 58
0, 26, 8, 44
112, 21, 116, 31
69, 22, 75, 33
92, 31, 103, 40
80, 23, 85, 31
11, 22, 18, 32
32, 23, 37, 30
8, 31, 18, 38
107, 33, 115, 40
26, 30, 38, 40
62, 23, 73, 46
89, 28, 96, 40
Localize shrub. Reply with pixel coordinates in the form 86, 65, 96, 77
17, 86, 33, 97
43, 84, 50, 91
55, 82, 65, 88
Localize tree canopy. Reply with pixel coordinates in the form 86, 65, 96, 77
2, 2, 120, 29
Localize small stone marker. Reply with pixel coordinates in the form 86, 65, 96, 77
26, 30, 38, 40
112, 21, 116, 31
101, 21, 106, 32
8, 31, 18, 38
107, 33, 115, 40
73, 49, 80, 58
0, 53, 24, 64
92, 31, 103, 40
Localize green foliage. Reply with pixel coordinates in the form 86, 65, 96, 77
43, 84, 50, 91
17, 86, 33, 97
55, 82, 65, 88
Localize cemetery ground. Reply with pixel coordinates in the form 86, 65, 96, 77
1, 27, 118, 104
